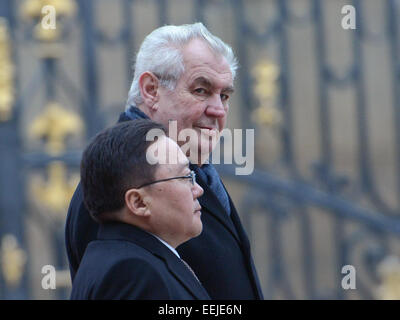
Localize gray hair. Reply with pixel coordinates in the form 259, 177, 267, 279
126, 22, 238, 109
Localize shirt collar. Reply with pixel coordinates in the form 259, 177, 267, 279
150, 233, 181, 259
125, 105, 150, 120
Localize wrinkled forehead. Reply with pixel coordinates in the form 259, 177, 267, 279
181, 39, 233, 81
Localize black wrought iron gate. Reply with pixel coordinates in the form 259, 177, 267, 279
0, 0, 399, 299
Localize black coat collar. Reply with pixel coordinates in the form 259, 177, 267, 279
97, 222, 209, 299
119, 105, 149, 122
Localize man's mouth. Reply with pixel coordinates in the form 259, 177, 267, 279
194, 205, 202, 214
195, 125, 219, 136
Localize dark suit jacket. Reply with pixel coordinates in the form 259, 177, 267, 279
178, 165, 264, 299
70, 222, 210, 300
65, 108, 264, 299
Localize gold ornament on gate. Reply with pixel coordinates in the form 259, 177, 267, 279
31, 161, 79, 214
0, 18, 15, 122
377, 255, 400, 300
251, 59, 282, 127
29, 102, 83, 216
30, 101, 83, 155
20, 0, 77, 42
1, 234, 27, 288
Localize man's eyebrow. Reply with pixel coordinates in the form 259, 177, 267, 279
222, 86, 235, 94
193, 77, 235, 93
193, 77, 212, 87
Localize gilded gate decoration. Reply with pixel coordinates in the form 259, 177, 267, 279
29, 103, 82, 215
1, 234, 27, 289
0, 0, 399, 299
251, 59, 281, 127
21, 0, 76, 42
0, 18, 14, 122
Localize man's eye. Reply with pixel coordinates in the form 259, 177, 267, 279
194, 88, 207, 94
221, 94, 229, 101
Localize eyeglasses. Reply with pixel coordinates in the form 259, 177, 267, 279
137, 170, 196, 189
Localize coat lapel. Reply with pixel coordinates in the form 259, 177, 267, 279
161, 254, 210, 299
98, 222, 209, 299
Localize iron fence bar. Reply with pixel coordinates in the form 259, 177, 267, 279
123, 0, 135, 93
278, 0, 297, 174
54, 229, 69, 299
387, 0, 400, 211
313, 1, 344, 300
157, 0, 168, 27
43, 58, 57, 101
313, 0, 333, 175
267, 198, 295, 299
353, 0, 376, 201
0, 0, 30, 299
54, 63, 88, 112
232, 0, 253, 147
239, 191, 295, 299
193, 0, 205, 23
346, 228, 386, 299
219, 165, 400, 235
21, 151, 82, 169
353, 0, 396, 215
77, 0, 103, 139
297, 206, 316, 299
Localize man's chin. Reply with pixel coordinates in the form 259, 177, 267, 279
193, 221, 203, 237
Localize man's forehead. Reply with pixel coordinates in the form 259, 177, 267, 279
182, 40, 233, 78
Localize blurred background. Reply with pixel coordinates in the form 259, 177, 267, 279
0, 0, 400, 299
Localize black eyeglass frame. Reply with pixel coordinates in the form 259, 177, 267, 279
137, 170, 196, 189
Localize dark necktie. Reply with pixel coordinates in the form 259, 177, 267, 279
196, 163, 231, 216
181, 258, 201, 284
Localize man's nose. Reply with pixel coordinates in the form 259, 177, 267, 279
205, 94, 226, 118
193, 182, 204, 199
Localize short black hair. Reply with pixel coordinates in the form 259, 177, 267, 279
80, 119, 166, 222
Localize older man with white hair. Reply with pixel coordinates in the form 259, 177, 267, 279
66, 22, 263, 300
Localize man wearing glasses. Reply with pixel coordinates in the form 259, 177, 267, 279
71, 120, 210, 299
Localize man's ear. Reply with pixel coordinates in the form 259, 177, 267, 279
125, 188, 151, 217
138, 72, 159, 109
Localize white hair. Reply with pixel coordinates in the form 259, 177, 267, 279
126, 22, 238, 109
